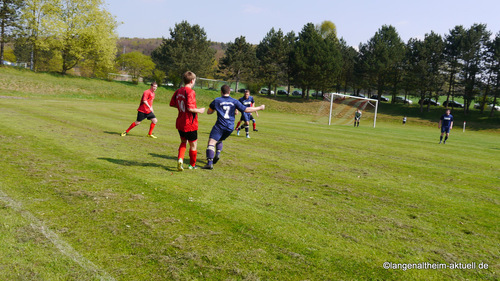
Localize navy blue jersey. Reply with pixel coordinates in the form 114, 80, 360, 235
440, 114, 454, 127
210, 96, 247, 130
238, 96, 255, 108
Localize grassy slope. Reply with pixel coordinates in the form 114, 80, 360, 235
0, 68, 499, 280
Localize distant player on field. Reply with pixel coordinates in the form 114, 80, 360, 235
235, 90, 258, 138
354, 109, 362, 127
438, 109, 454, 144
202, 85, 265, 170
170, 71, 205, 171
121, 82, 158, 138
403, 116, 407, 125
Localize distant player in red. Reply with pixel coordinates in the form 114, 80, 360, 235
170, 71, 205, 171
121, 82, 158, 138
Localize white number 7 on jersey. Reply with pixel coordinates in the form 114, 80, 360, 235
222, 106, 231, 119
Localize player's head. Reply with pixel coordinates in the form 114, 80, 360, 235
183, 71, 196, 85
221, 85, 230, 96
445, 109, 451, 114
244, 89, 250, 98
150, 82, 158, 91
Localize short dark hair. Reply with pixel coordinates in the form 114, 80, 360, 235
150, 82, 158, 86
221, 85, 230, 95
446, 109, 451, 112
244, 89, 250, 94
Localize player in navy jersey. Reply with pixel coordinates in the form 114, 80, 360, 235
439, 109, 454, 144
235, 90, 258, 138
202, 85, 265, 170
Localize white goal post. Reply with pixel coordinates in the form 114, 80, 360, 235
325, 93, 379, 128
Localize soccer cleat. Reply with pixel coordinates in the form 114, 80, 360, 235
443, 141, 446, 144
202, 163, 213, 170
188, 165, 197, 170
177, 159, 184, 171
236, 129, 240, 136
246, 135, 250, 138
121, 131, 127, 136
253, 129, 258, 132
213, 155, 220, 165
439, 141, 442, 144
147, 134, 157, 139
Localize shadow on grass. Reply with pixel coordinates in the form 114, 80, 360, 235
97, 157, 177, 171
103, 131, 121, 135
149, 153, 178, 160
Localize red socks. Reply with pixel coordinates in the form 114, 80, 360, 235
189, 150, 197, 167
178, 142, 187, 160
236, 121, 241, 130
126, 122, 137, 133
253, 122, 256, 130
148, 123, 156, 135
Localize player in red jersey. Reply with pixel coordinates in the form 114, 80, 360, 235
121, 82, 159, 138
170, 71, 205, 171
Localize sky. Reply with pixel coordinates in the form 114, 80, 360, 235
104, 0, 500, 47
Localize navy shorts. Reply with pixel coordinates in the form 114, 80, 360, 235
441, 126, 450, 133
240, 113, 253, 122
137, 111, 156, 122
209, 126, 233, 142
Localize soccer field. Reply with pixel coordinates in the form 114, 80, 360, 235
0, 93, 498, 280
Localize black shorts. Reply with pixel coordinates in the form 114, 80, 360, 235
136, 111, 156, 122
178, 130, 198, 142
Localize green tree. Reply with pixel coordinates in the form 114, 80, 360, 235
317, 20, 337, 38
361, 25, 405, 102
18, 0, 59, 71
0, 0, 23, 65
220, 36, 256, 92
422, 31, 445, 111
291, 23, 324, 98
51, 0, 118, 74
256, 27, 287, 95
152, 21, 215, 86
459, 23, 490, 114
443, 25, 465, 108
117, 51, 155, 84
487, 33, 500, 117
339, 38, 358, 94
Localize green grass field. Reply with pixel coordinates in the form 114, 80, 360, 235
0, 68, 499, 280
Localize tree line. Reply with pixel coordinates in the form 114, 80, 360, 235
150, 21, 499, 116
1, 1, 498, 116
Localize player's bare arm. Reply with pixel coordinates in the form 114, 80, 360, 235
188, 107, 205, 114
450, 121, 453, 129
244, 105, 265, 113
438, 120, 441, 129
143, 100, 153, 112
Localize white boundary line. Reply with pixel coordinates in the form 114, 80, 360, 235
0, 188, 115, 281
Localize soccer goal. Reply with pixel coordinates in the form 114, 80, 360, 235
312, 93, 379, 128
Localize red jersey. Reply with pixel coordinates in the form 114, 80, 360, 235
138, 89, 155, 114
170, 87, 198, 132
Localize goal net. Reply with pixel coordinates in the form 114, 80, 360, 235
312, 93, 379, 127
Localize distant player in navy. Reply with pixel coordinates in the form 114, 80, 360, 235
439, 109, 454, 144
403, 116, 407, 125
235, 90, 258, 138
202, 85, 265, 170
354, 109, 362, 127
